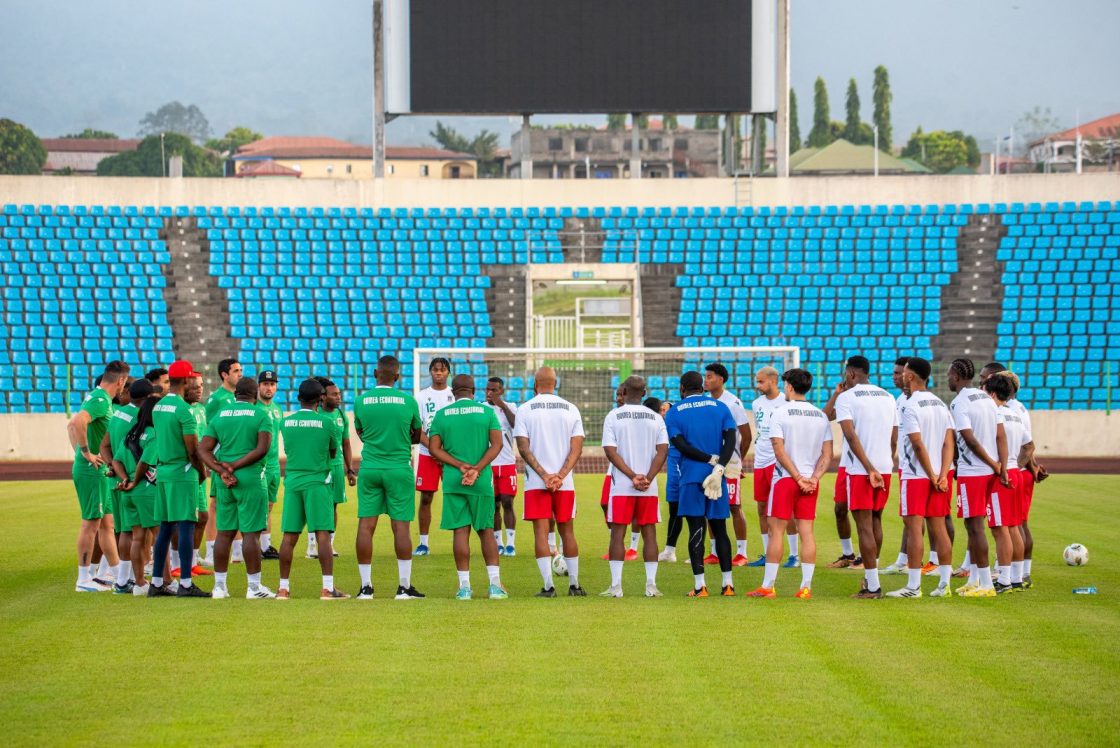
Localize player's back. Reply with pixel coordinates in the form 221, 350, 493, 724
665, 394, 734, 484
281, 410, 335, 486
602, 403, 668, 489
834, 383, 896, 474
899, 390, 952, 478
997, 403, 1029, 469
208, 402, 267, 463
513, 393, 584, 474
769, 400, 831, 479
353, 387, 420, 470
951, 387, 1000, 476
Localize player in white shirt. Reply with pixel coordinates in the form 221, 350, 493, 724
747, 366, 798, 568
513, 366, 587, 597
599, 385, 644, 561
947, 357, 1009, 597
485, 377, 519, 557
415, 357, 456, 556
983, 372, 1029, 593
885, 357, 956, 598
831, 356, 898, 599
746, 369, 832, 599
882, 357, 916, 576
600, 376, 670, 598
703, 364, 754, 566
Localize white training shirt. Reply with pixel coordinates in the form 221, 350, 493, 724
751, 393, 786, 468
769, 400, 833, 480
513, 393, 585, 491
417, 386, 455, 456
715, 390, 750, 452
950, 387, 1004, 477
997, 402, 1031, 470
488, 401, 516, 467
899, 390, 954, 480
1009, 398, 1033, 441
834, 383, 897, 475
601, 404, 669, 497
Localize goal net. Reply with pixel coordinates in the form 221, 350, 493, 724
412, 346, 800, 445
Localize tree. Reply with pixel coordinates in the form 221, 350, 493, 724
205, 126, 262, 155
607, 113, 628, 130
951, 130, 981, 168
694, 114, 721, 130
138, 101, 211, 143
901, 128, 970, 173
844, 78, 864, 144
1013, 106, 1064, 156
807, 77, 833, 148
789, 88, 801, 152
62, 128, 118, 139
872, 65, 892, 152
0, 118, 47, 175
662, 114, 679, 130
634, 114, 650, 130
430, 121, 502, 177
97, 133, 222, 177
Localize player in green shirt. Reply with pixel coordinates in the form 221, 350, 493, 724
198, 377, 274, 599
257, 370, 284, 559
149, 360, 211, 598
427, 374, 507, 600
98, 378, 149, 593
183, 374, 215, 579
203, 358, 243, 562
309, 377, 356, 560
352, 355, 425, 600
67, 360, 129, 592
277, 379, 346, 600
110, 391, 162, 596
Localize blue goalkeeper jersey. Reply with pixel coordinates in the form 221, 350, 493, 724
664, 394, 736, 485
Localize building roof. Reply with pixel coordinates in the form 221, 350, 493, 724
234, 136, 475, 161
235, 160, 301, 178
41, 138, 140, 153
781, 139, 921, 175
896, 157, 934, 174
1030, 112, 1120, 146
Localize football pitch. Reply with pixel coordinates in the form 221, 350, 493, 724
1, 474, 1117, 746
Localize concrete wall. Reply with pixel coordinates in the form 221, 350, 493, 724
2, 411, 1116, 463
1, 172, 1116, 210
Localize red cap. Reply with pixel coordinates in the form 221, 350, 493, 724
167, 360, 202, 378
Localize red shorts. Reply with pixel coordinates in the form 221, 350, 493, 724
767, 476, 819, 521
600, 474, 611, 506
833, 467, 848, 504
415, 453, 442, 492
752, 463, 775, 502
524, 489, 576, 523
956, 474, 994, 519
846, 472, 891, 512
727, 477, 741, 506
928, 472, 954, 517
606, 495, 660, 526
987, 474, 1020, 528
899, 478, 931, 517
1018, 468, 1035, 521
491, 464, 518, 497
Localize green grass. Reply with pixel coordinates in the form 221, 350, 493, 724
1, 474, 1118, 746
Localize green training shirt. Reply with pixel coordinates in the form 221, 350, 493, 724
204, 401, 271, 481
352, 386, 421, 471
428, 397, 499, 496
259, 400, 283, 469
114, 427, 158, 496
152, 393, 199, 482
319, 406, 349, 467
205, 387, 235, 423
74, 388, 113, 470
108, 402, 138, 455
281, 410, 339, 490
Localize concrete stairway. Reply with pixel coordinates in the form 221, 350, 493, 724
557, 217, 604, 263
159, 217, 240, 385
639, 263, 684, 347
483, 266, 528, 348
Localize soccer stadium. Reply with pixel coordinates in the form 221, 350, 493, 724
1, 1, 1118, 745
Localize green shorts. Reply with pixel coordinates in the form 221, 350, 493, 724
281, 483, 334, 533
440, 491, 493, 532
159, 480, 201, 523
329, 464, 347, 504
122, 485, 160, 529
196, 482, 208, 513
264, 465, 281, 504
104, 476, 120, 530
216, 483, 268, 533
72, 466, 107, 520
357, 468, 414, 521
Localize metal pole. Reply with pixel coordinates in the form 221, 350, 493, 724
630, 113, 641, 179
520, 115, 531, 179
774, 0, 790, 177
372, 0, 386, 179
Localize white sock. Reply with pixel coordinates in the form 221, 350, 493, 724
192, 549, 199, 567
398, 559, 412, 588
788, 534, 799, 557
907, 568, 922, 589
233, 538, 242, 554
308, 534, 317, 550
152, 575, 163, 587
763, 562, 778, 588
761, 532, 769, 552
1023, 558, 1033, 575
494, 530, 502, 545
115, 562, 130, 586
1011, 560, 1023, 583
609, 560, 623, 587
486, 565, 501, 586
721, 570, 733, 587
215, 571, 228, 589
664, 545, 675, 554
840, 537, 854, 556
801, 562, 816, 589
997, 565, 1011, 585
206, 540, 215, 559
279, 578, 290, 591
629, 532, 639, 551
736, 539, 747, 556
978, 566, 993, 589
962, 550, 971, 568
359, 564, 372, 586
506, 529, 515, 547
536, 556, 554, 589
929, 550, 939, 565
261, 533, 271, 552
565, 556, 579, 586
547, 532, 556, 551
97, 558, 110, 578
323, 574, 333, 590
457, 570, 470, 588
248, 572, 261, 590
78, 565, 92, 583
180, 577, 192, 588
968, 563, 979, 586
938, 565, 952, 586
419, 534, 429, 547
896, 552, 908, 566
864, 568, 880, 592
710, 538, 717, 555
693, 572, 706, 590
645, 561, 657, 585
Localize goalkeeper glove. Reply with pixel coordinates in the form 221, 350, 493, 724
724, 454, 743, 480
702, 464, 725, 499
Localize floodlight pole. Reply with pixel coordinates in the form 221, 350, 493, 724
520, 115, 532, 179
372, 0, 386, 179
774, 0, 791, 177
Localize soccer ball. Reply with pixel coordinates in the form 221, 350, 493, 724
552, 554, 569, 576
1063, 543, 1089, 566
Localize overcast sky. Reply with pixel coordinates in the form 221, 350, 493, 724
1, 0, 1115, 149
